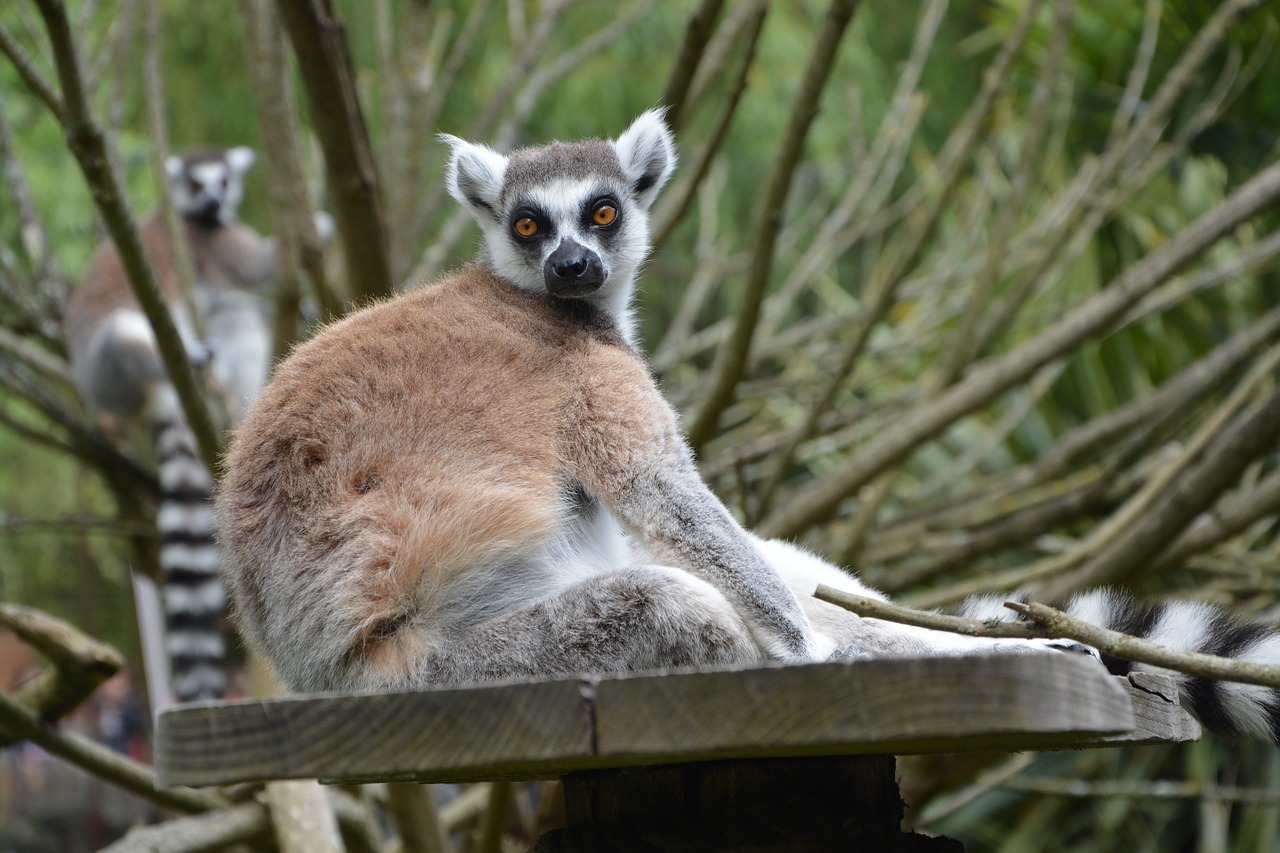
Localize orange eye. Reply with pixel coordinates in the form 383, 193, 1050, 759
514, 217, 539, 238
592, 205, 618, 227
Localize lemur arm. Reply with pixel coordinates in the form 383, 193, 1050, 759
563, 340, 816, 662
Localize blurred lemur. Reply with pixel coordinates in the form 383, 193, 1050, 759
65, 147, 274, 702
218, 113, 1280, 742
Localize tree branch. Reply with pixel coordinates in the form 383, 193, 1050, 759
761, 154, 1280, 538
275, 0, 392, 304
685, 0, 862, 451
0, 20, 63, 119
658, 0, 725, 131
815, 586, 1280, 689
28, 0, 223, 474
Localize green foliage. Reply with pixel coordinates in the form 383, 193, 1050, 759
3, 1, 1280, 849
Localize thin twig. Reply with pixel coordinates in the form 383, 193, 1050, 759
276, 0, 393, 304
659, 0, 725, 130
0, 20, 64, 119
815, 585, 1280, 689
761, 154, 1280, 538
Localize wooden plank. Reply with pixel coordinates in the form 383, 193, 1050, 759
156, 654, 1194, 789
1092, 672, 1201, 745
592, 655, 1135, 762
155, 678, 594, 788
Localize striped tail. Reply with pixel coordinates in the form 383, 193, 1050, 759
961, 589, 1280, 743
155, 413, 226, 703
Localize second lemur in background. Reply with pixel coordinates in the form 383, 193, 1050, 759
65, 147, 275, 703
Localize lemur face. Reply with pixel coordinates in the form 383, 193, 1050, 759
444, 111, 676, 313
165, 147, 255, 226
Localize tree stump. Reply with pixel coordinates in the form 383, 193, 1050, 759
534, 755, 964, 852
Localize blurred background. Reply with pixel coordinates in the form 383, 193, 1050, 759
2, 0, 1280, 850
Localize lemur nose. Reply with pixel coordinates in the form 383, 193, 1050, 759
552, 255, 589, 279
544, 238, 605, 297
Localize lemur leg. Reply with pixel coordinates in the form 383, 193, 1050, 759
356, 566, 763, 692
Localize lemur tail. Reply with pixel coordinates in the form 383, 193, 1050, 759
960, 589, 1280, 742
154, 412, 226, 703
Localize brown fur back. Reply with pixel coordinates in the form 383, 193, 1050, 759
218, 266, 647, 680
64, 212, 183, 362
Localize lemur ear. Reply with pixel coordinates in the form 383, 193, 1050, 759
441, 134, 508, 224
226, 147, 256, 175
164, 155, 184, 181
613, 109, 676, 211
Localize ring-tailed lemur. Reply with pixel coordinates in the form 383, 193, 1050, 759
66, 147, 275, 703
217, 113, 1280, 742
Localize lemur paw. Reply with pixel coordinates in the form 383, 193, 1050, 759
187, 340, 216, 368
827, 646, 874, 662
313, 211, 336, 243
1027, 637, 1101, 661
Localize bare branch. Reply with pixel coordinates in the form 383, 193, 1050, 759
816, 586, 1280, 689
240, 0, 340, 336
1004, 599, 1280, 689
685, 0, 862, 450
1041, 381, 1280, 596
275, 0, 393, 304
0, 604, 123, 738
99, 803, 273, 853
761, 155, 1280, 538
651, 2, 767, 250
0, 20, 63, 119
753, 0, 1044, 506
658, 0, 725, 130
0, 685, 224, 814
27, 0, 223, 473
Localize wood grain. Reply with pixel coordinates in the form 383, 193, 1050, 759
155, 654, 1195, 788
592, 654, 1135, 763
156, 678, 594, 787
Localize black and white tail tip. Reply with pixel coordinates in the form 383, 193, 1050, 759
155, 416, 226, 703
962, 589, 1280, 743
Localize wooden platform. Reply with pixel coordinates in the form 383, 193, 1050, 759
154, 653, 1199, 789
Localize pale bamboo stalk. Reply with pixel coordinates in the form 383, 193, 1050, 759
386, 782, 450, 853
268, 779, 347, 853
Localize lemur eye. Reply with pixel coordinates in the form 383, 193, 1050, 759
514, 217, 539, 238
592, 204, 618, 227
187, 178, 202, 194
